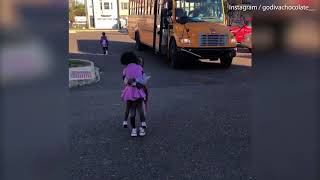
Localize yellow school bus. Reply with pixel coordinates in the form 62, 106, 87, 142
128, 0, 237, 68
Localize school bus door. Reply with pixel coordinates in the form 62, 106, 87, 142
150, 0, 169, 54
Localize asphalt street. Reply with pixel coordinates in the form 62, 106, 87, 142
69, 31, 253, 180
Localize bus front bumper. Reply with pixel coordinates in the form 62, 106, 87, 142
178, 47, 237, 60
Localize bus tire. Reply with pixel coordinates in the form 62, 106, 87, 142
135, 32, 144, 51
169, 40, 182, 69
220, 57, 233, 68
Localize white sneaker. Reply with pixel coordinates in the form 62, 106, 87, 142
141, 122, 147, 129
139, 127, 146, 136
131, 128, 137, 137
122, 121, 128, 128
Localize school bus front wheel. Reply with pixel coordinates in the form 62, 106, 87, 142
220, 57, 233, 68
135, 32, 145, 51
169, 40, 183, 69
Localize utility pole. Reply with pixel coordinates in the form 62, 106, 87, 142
117, 0, 121, 29
91, 0, 95, 28
84, 0, 89, 28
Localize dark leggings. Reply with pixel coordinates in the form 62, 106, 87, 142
124, 87, 148, 121
127, 99, 145, 128
102, 46, 108, 54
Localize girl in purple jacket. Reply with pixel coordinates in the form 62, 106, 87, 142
100, 32, 109, 55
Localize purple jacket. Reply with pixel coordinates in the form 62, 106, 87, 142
100, 36, 109, 46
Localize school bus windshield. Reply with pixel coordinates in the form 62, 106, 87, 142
175, 0, 224, 23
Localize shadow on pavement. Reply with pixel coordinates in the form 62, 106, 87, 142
137, 47, 252, 71
77, 40, 134, 54
236, 53, 252, 58
186, 61, 251, 70
118, 29, 128, 34
237, 47, 251, 53
74, 39, 251, 71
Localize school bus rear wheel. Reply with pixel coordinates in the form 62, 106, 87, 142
169, 40, 183, 69
135, 32, 144, 51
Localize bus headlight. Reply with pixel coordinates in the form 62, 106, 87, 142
231, 37, 237, 44
180, 38, 191, 44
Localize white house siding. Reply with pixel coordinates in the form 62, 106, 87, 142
85, 0, 119, 29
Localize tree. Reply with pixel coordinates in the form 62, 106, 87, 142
69, 2, 86, 22
74, 4, 86, 16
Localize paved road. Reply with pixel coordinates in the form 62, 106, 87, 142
69, 31, 253, 180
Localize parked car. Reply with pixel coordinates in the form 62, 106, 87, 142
229, 18, 252, 49
242, 33, 252, 52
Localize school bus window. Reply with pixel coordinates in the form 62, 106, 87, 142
137, 1, 140, 15
146, 0, 149, 15
133, 1, 135, 15
157, 0, 159, 15
149, 0, 151, 15
139, 0, 142, 15
141, 0, 143, 15
132, 1, 134, 15
139, 0, 143, 15
141, 0, 144, 15
135, 1, 138, 15
152, 0, 154, 15
190, 2, 194, 11
150, 0, 154, 15
144, 0, 147, 15
158, 0, 161, 15
129, 1, 131, 15
136, 0, 138, 15
144, 0, 148, 15
132, 1, 134, 14
132, 1, 135, 15
137, 1, 139, 15
149, 0, 152, 15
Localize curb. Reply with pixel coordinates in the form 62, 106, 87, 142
69, 59, 100, 88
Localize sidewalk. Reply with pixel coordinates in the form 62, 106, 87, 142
69, 28, 127, 33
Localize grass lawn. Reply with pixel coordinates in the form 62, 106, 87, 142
69, 59, 91, 68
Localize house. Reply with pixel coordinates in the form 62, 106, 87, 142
119, 0, 129, 28
85, 0, 129, 29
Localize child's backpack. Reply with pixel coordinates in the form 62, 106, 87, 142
101, 38, 108, 47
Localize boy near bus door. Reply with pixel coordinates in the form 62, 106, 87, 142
120, 52, 149, 137
100, 32, 109, 55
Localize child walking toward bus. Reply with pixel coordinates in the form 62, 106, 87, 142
100, 32, 109, 55
120, 52, 149, 137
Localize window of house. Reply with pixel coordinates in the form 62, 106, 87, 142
121, 2, 128, 10
104, 2, 113, 9
104, 2, 109, 9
